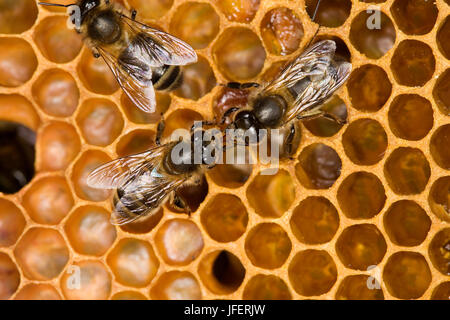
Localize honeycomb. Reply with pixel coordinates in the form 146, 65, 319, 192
0, 0, 449, 300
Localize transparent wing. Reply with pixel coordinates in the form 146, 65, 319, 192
97, 47, 156, 113
86, 144, 169, 189
263, 40, 337, 93
284, 61, 352, 123
120, 13, 197, 67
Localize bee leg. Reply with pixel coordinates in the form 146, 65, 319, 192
92, 49, 100, 59
322, 112, 348, 125
156, 114, 165, 146
221, 82, 260, 89
220, 107, 240, 125
131, 9, 137, 20
284, 123, 296, 159
172, 192, 192, 216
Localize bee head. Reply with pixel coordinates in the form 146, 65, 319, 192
230, 110, 264, 145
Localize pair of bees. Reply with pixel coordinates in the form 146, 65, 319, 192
40, 0, 351, 225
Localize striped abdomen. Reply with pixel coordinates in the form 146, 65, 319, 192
152, 65, 182, 91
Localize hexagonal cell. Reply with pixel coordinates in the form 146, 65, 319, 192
390, 0, 437, 35
14, 227, 69, 281
33, 16, 83, 63
342, 119, 388, 165
245, 223, 292, 269
169, 2, 219, 49
65, 205, 117, 256
428, 228, 450, 276
349, 10, 395, 59
37, 122, 81, 171
384, 147, 430, 195
431, 282, 450, 300
246, 170, 295, 218
121, 92, 170, 124
430, 124, 450, 170
303, 96, 347, 137
128, 0, 173, 20
0, 0, 37, 34
295, 143, 342, 189
116, 130, 155, 158
150, 271, 202, 300
429, 176, 450, 223
383, 251, 431, 299
22, 176, 74, 225
0, 37, 37, 87
61, 260, 111, 300
14, 283, 61, 300
242, 274, 291, 300
335, 275, 384, 300
0, 199, 25, 247
155, 219, 203, 266
383, 200, 431, 247
107, 238, 159, 288
112, 291, 147, 300
337, 171, 386, 220
77, 48, 119, 95
162, 109, 203, 140
208, 160, 253, 188
213, 27, 266, 81
175, 56, 217, 100
0, 94, 40, 131
201, 193, 248, 243
71, 150, 112, 201
437, 17, 450, 60
391, 40, 435, 87
288, 249, 337, 297
388, 94, 433, 141
336, 224, 387, 271
213, 0, 260, 23
0, 252, 20, 299
260, 7, 303, 56
433, 69, 450, 115
32, 68, 79, 117
198, 250, 245, 295
305, 0, 351, 28
347, 64, 392, 112
290, 196, 339, 245
0, 120, 36, 194
166, 176, 208, 214
76, 98, 124, 147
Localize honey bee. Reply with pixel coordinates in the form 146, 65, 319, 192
221, 39, 352, 157
38, 0, 197, 113
86, 122, 220, 225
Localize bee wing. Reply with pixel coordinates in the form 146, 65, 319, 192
283, 60, 352, 123
86, 144, 169, 189
262, 40, 338, 93
120, 14, 197, 67
97, 47, 156, 113
111, 173, 186, 226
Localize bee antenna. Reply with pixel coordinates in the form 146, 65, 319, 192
38, 2, 74, 7
306, 0, 323, 47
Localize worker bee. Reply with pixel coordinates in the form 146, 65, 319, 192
86, 122, 221, 225
38, 0, 197, 113
221, 39, 352, 157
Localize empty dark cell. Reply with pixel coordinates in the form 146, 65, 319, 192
0, 121, 35, 194
212, 251, 245, 288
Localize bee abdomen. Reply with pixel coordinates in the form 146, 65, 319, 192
113, 189, 148, 221
153, 65, 182, 91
